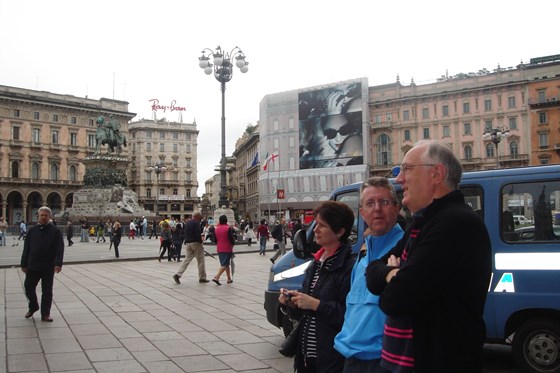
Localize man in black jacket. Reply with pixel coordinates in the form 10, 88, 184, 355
21, 206, 64, 322
366, 140, 492, 373
172, 212, 209, 284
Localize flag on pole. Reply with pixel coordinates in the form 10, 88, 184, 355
263, 151, 279, 171
251, 152, 259, 167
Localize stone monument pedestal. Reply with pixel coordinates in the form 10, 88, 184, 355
65, 155, 152, 222
214, 206, 236, 226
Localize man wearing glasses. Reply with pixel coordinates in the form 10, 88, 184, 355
366, 140, 492, 373
335, 177, 404, 373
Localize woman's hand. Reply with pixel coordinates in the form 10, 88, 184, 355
289, 290, 320, 311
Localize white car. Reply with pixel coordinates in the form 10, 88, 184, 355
513, 215, 532, 225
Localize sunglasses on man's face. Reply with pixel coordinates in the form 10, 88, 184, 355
324, 123, 354, 139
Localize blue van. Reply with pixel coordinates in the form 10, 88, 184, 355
264, 164, 560, 373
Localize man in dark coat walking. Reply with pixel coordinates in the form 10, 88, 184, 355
21, 206, 64, 322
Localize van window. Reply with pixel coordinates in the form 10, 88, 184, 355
502, 180, 560, 242
461, 185, 484, 220
334, 190, 360, 245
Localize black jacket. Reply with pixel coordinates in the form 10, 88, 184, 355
183, 219, 202, 243
366, 190, 492, 373
21, 223, 64, 271
292, 243, 355, 372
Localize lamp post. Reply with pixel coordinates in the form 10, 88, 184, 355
483, 126, 510, 168
199, 46, 248, 209
148, 162, 167, 217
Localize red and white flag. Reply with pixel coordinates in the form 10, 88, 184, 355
263, 151, 279, 171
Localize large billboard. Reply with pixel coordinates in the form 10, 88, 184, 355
298, 81, 363, 169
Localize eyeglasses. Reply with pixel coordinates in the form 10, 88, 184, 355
398, 163, 437, 175
324, 123, 355, 139
362, 199, 398, 209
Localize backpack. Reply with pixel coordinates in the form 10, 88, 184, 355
271, 224, 283, 240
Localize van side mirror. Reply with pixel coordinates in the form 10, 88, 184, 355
292, 229, 320, 259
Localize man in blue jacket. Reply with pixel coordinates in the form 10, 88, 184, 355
21, 206, 64, 322
334, 177, 404, 373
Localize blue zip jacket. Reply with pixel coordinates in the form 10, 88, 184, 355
334, 224, 404, 360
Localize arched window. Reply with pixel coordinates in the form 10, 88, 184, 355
376, 134, 392, 166
69, 165, 77, 181
464, 145, 472, 160
11, 161, 19, 178
510, 141, 519, 156
486, 143, 495, 157
51, 164, 59, 180
31, 162, 40, 179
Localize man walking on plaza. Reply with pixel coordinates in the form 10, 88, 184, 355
21, 206, 64, 322
172, 212, 209, 284
334, 177, 404, 373
269, 218, 286, 264
0, 217, 7, 246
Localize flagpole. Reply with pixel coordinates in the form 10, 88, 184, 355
267, 161, 271, 222
277, 164, 281, 220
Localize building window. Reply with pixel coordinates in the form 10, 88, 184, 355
12, 126, 20, 140
69, 165, 77, 181
88, 134, 96, 147
160, 143, 165, 152
186, 144, 191, 153
442, 105, 449, 116
70, 117, 77, 124
464, 145, 472, 160
540, 158, 550, 165
404, 129, 411, 141
172, 159, 178, 167
486, 143, 495, 157
373, 115, 381, 124
484, 99, 492, 111
485, 120, 493, 131
508, 117, 517, 130
173, 132, 178, 140
146, 131, 152, 138
14, 109, 20, 118
422, 108, 429, 119
51, 164, 59, 180
32, 162, 40, 179
158, 132, 164, 139
386, 112, 393, 122
173, 143, 178, 153
403, 110, 410, 121
53, 114, 59, 122
32, 128, 41, 143
538, 89, 546, 102
147, 188, 151, 198
11, 161, 19, 178
423, 128, 430, 139
464, 123, 471, 135
273, 119, 279, 131
510, 141, 518, 156
376, 134, 391, 166
173, 189, 178, 195
186, 158, 191, 167
186, 189, 191, 198
539, 132, 548, 148
51, 130, 59, 144
442, 125, 450, 137
88, 119, 94, 126
508, 96, 516, 108
463, 102, 470, 114
539, 112, 548, 124
33, 112, 40, 120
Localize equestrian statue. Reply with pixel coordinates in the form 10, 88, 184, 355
93, 115, 127, 156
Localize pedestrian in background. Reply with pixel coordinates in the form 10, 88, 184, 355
18, 220, 27, 240
158, 221, 172, 262
96, 221, 106, 243
172, 212, 209, 284
80, 218, 89, 242
21, 206, 64, 322
128, 220, 136, 239
270, 218, 286, 264
66, 221, 74, 247
172, 222, 184, 261
0, 217, 7, 246
112, 221, 122, 259
245, 221, 255, 247
212, 215, 235, 285
256, 219, 269, 255
149, 219, 157, 239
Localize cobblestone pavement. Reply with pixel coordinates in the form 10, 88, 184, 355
0, 248, 293, 372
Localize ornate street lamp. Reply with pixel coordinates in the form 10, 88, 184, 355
199, 46, 248, 208
147, 162, 167, 217
483, 126, 510, 168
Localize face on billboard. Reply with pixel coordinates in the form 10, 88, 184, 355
298, 82, 363, 169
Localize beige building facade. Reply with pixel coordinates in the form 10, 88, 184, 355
232, 124, 260, 222
0, 85, 134, 225
128, 118, 199, 219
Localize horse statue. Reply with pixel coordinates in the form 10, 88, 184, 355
93, 115, 127, 156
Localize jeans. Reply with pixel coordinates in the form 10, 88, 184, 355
259, 236, 267, 254
0, 231, 5, 246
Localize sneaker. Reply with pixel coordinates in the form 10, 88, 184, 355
270, 258, 275, 264
199, 279, 210, 283
172, 274, 180, 284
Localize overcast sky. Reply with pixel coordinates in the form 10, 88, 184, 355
1, 0, 558, 195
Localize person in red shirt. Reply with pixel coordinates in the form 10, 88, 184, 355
256, 219, 270, 255
212, 215, 235, 285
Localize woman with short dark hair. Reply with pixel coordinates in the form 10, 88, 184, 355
212, 215, 234, 285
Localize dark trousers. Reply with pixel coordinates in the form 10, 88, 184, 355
343, 357, 390, 373
149, 229, 157, 239
173, 241, 182, 260
24, 268, 55, 317
160, 239, 172, 260
113, 238, 121, 258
